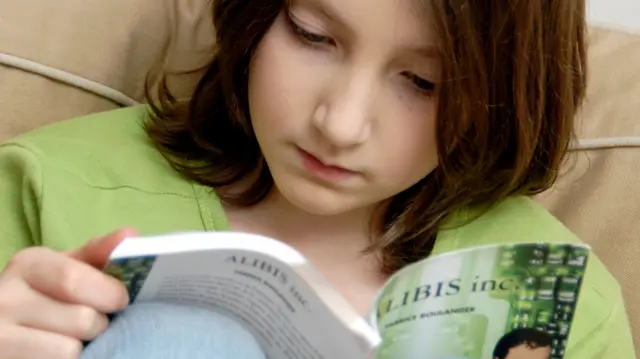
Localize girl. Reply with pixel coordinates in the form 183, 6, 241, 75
0, 0, 633, 358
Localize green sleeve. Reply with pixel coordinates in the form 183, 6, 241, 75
0, 143, 44, 269
565, 257, 636, 358
599, 304, 636, 357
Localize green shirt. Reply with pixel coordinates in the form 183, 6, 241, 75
0, 106, 634, 358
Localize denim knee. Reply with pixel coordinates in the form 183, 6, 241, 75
81, 301, 267, 359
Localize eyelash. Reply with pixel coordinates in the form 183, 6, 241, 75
286, 12, 333, 47
285, 13, 435, 95
402, 72, 436, 93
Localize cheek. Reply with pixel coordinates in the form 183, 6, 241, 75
376, 101, 439, 186
248, 45, 287, 130
248, 20, 317, 133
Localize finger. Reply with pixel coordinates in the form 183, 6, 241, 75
0, 278, 109, 341
68, 228, 138, 269
22, 303, 110, 342
14, 248, 129, 313
0, 323, 82, 359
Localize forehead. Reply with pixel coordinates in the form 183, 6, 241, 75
508, 344, 551, 358
290, 0, 435, 47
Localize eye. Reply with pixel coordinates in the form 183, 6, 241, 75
286, 12, 334, 46
294, 24, 330, 44
402, 72, 435, 93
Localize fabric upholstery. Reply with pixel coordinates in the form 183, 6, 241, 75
536, 27, 640, 349
0, 0, 214, 141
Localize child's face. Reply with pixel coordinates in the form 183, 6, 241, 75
248, 0, 440, 215
503, 344, 551, 359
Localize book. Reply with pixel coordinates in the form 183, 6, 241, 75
104, 231, 590, 359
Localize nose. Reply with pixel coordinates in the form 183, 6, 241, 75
312, 68, 375, 148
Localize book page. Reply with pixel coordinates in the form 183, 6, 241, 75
369, 243, 589, 359
105, 233, 379, 359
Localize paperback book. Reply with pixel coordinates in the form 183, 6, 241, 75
104, 231, 589, 359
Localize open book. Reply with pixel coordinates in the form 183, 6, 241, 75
104, 231, 589, 359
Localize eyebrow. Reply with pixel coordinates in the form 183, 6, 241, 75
293, 0, 440, 59
294, 0, 347, 27
409, 46, 440, 59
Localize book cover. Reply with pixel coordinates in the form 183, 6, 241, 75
370, 243, 588, 359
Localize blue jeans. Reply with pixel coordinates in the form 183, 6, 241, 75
80, 302, 267, 359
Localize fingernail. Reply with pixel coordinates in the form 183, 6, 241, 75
117, 288, 131, 310
87, 314, 110, 340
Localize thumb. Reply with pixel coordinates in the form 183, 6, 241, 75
68, 228, 139, 269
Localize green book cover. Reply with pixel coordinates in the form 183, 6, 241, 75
371, 243, 588, 359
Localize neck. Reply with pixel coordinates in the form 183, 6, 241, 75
224, 189, 382, 254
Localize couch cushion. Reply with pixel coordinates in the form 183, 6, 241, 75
536, 26, 640, 350
0, 0, 214, 141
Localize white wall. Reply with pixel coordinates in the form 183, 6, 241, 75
587, 0, 640, 32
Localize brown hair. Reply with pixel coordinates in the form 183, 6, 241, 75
145, 0, 587, 274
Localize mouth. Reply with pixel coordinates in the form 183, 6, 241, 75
297, 147, 359, 181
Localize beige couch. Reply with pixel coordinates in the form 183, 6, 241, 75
2, 0, 640, 354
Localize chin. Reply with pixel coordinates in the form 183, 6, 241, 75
273, 177, 367, 216
282, 187, 358, 216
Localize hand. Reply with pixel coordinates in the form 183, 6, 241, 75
0, 228, 135, 359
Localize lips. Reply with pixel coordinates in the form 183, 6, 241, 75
297, 148, 358, 180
